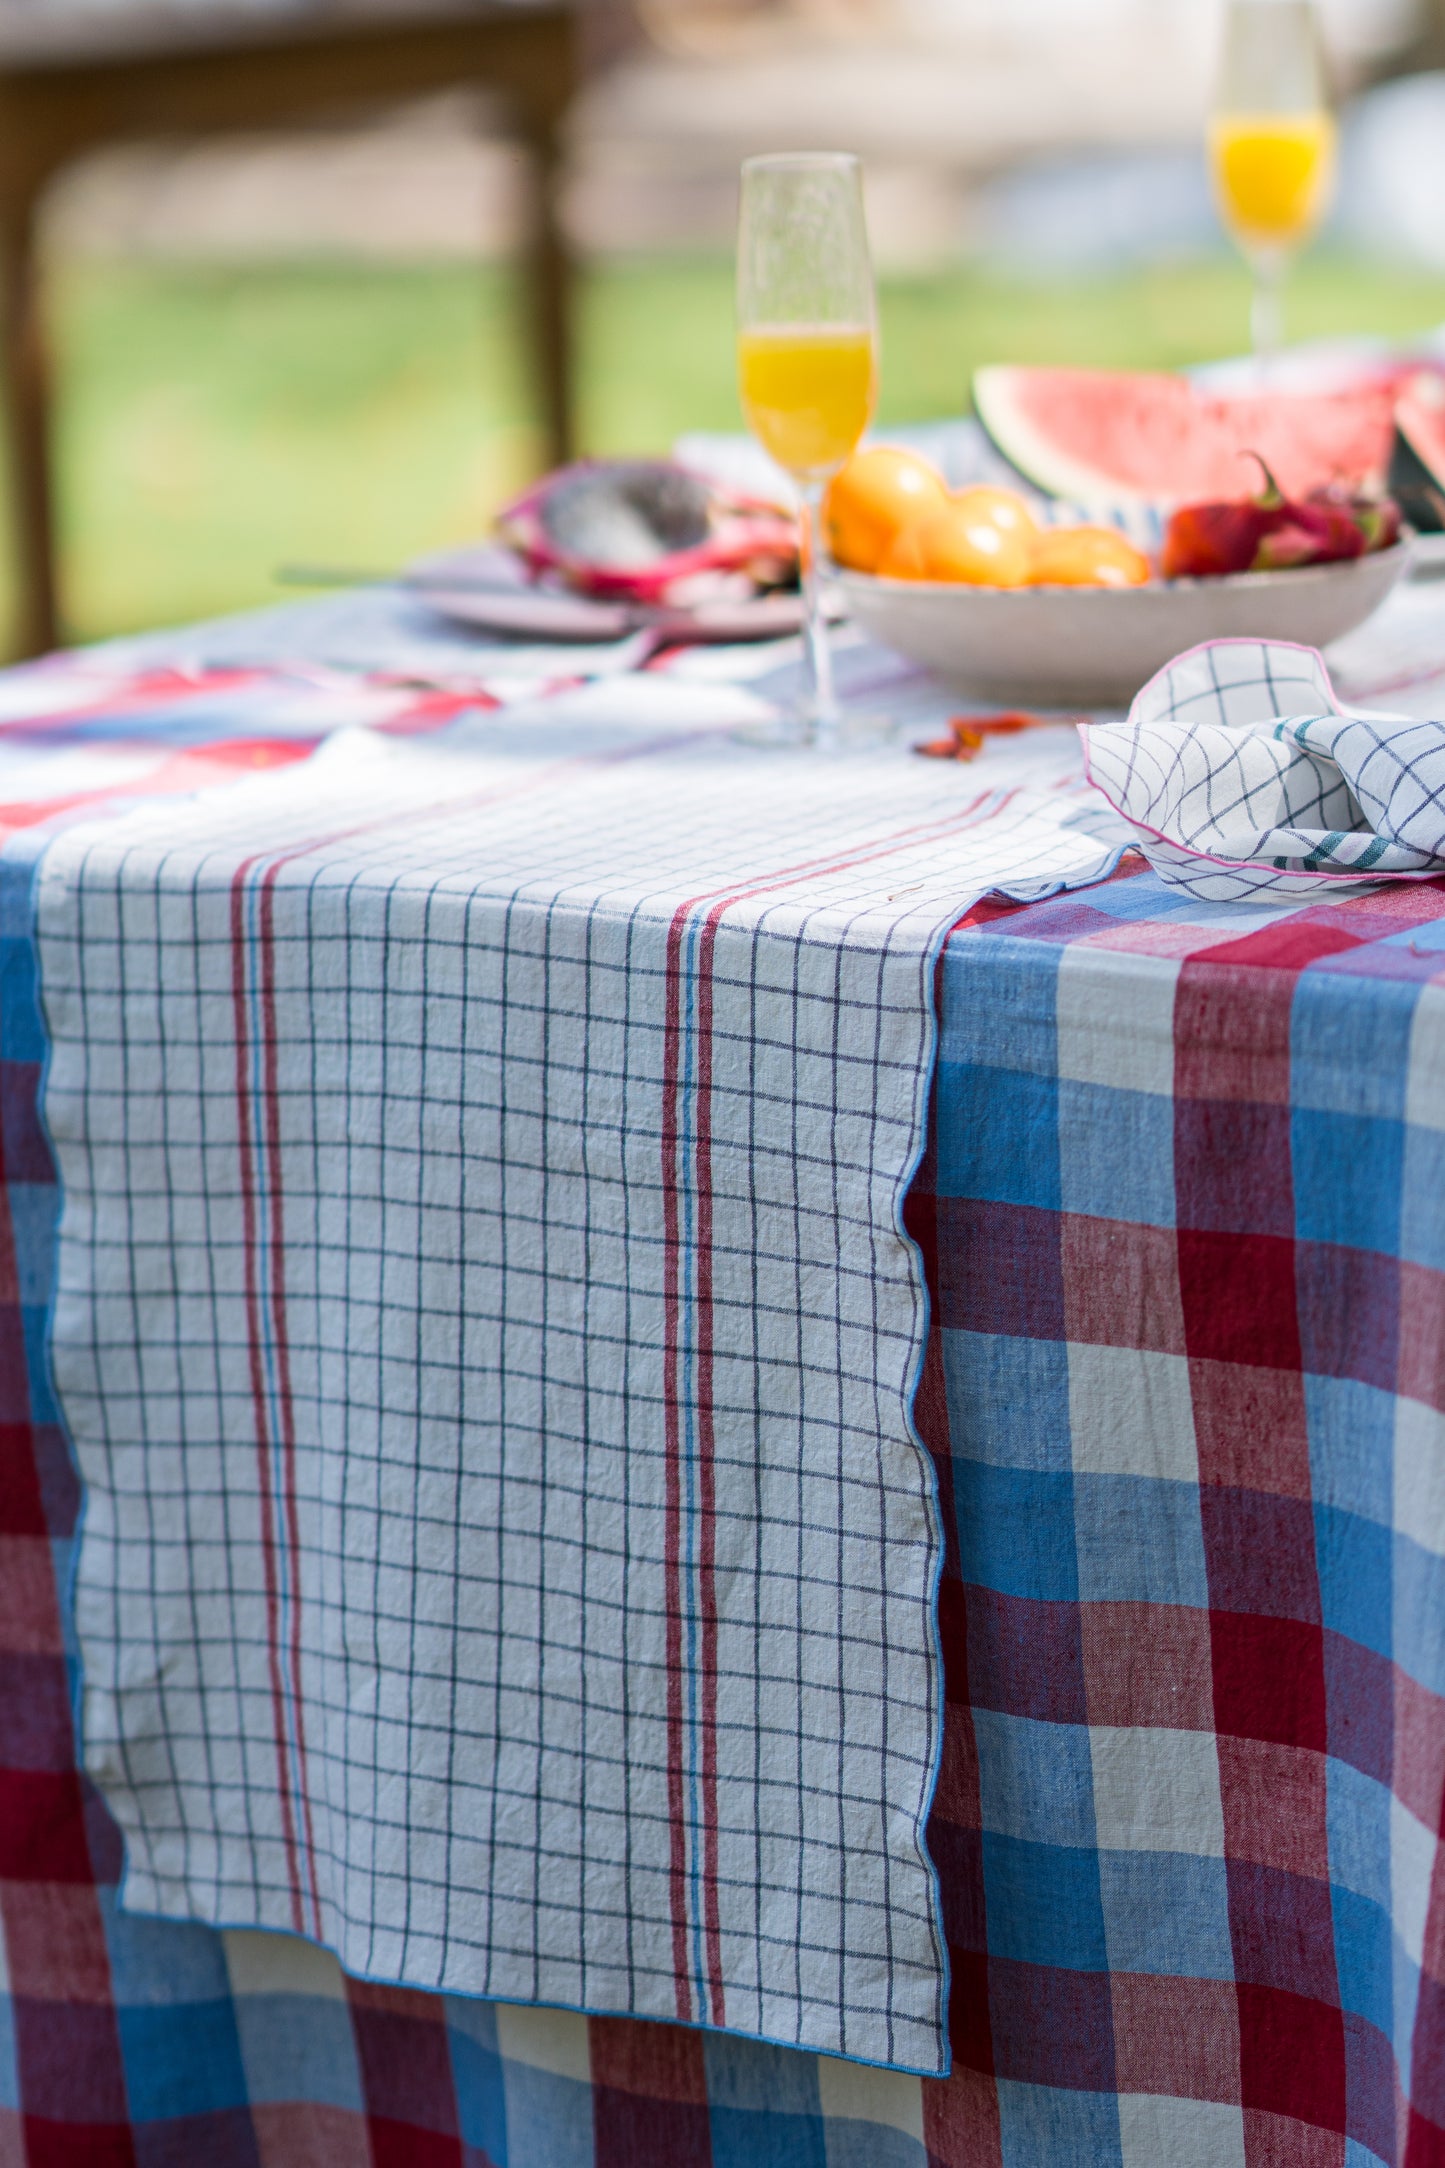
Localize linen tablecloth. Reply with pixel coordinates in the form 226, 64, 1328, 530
4, 605, 1445, 2161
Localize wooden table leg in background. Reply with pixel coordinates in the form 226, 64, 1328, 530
527, 113, 576, 470
0, 4, 582, 659
0, 185, 59, 658
0, 121, 59, 650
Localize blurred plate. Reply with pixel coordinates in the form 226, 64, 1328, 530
404, 545, 806, 645
838, 543, 1412, 709
419, 587, 807, 644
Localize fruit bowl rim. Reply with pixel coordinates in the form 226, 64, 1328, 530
836, 537, 1413, 600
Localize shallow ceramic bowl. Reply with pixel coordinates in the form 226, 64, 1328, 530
838, 543, 1411, 710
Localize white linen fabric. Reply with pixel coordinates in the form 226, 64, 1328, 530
36, 680, 1124, 2074
1081, 635, 1445, 901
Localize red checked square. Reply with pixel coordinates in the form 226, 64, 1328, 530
1061, 1218, 1185, 1356
589, 2016, 709, 2107
1110, 1972, 1242, 2103
0, 1773, 95, 1884
1237, 1985, 1347, 2135
1079, 1601, 1217, 1732
1189, 1361, 1312, 1500
1178, 1231, 1303, 1373
0, 1880, 114, 2002
1211, 1614, 1327, 1754
1215, 1739, 1330, 1881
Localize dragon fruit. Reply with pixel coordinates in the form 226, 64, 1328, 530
497, 460, 798, 607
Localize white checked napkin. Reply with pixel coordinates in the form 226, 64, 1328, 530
1081, 637, 1445, 902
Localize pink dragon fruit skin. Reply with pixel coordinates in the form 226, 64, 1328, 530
496, 459, 798, 605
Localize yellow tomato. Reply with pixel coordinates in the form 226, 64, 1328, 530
824, 447, 951, 573
950, 485, 1041, 545
878, 502, 1032, 587
1028, 526, 1152, 589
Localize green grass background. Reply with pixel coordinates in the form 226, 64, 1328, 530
30, 248, 1445, 653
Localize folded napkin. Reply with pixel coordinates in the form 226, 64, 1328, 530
1081, 637, 1445, 901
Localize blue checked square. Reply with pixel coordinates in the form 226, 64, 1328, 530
1291, 970, 1414, 1124
104, 1904, 235, 2007
974, 1711, 1098, 1850
1292, 1107, 1403, 1257
1316, 1504, 1392, 1659
938, 936, 1061, 1078
1327, 1757, 1392, 1914
1072, 1473, 1209, 1608
501, 2055, 596, 2167
822, 2121, 924, 2168
935, 1064, 1060, 1212
1332, 1885, 1394, 2030
1057, 1080, 1175, 1229
448, 2000, 507, 2163
1097, 1851, 1234, 1979
1400, 1124, 1445, 1273
981, 1834, 1108, 1973
230, 1992, 364, 2112
997, 2080, 1122, 2168
0, 1993, 17, 2112
1305, 1375, 1394, 1528
953, 1462, 1080, 1603
118, 1999, 250, 2121
943, 1331, 1073, 1473
1392, 1534, 1445, 1700
703, 2035, 826, 2168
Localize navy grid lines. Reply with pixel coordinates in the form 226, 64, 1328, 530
37, 712, 1123, 2073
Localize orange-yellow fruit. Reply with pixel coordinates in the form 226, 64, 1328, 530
950, 484, 1041, 545
824, 447, 951, 572
877, 502, 1032, 586
1028, 526, 1152, 589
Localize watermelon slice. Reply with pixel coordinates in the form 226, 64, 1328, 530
974, 364, 1400, 509
1391, 372, 1445, 533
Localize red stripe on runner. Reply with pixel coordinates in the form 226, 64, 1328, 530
692, 903, 727, 2027
658, 792, 1003, 2026
660, 901, 695, 2022
230, 856, 306, 1933
259, 863, 326, 1943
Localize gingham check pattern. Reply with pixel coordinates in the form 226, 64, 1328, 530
1084, 637, 1445, 899
35, 690, 1123, 2071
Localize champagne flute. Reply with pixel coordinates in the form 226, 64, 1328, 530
1209, 0, 1336, 370
737, 153, 878, 748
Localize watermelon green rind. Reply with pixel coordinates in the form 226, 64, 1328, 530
1391, 374, 1445, 533
973, 363, 1398, 509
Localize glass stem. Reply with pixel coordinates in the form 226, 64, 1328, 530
799, 483, 839, 747
1251, 249, 1285, 376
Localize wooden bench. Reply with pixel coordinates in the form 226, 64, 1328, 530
0, 0, 580, 654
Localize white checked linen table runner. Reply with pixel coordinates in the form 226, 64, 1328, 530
36, 684, 1122, 2072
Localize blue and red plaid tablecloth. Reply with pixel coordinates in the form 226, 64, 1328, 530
4, 647, 1445, 2162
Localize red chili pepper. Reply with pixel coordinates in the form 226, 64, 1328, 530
915, 710, 1055, 760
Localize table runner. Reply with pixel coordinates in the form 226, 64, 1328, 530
34, 681, 1122, 2070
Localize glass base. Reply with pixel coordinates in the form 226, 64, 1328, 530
732, 709, 899, 753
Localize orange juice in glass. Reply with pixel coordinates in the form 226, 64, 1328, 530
737, 154, 877, 746
738, 324, 878, 482
1210, 1, 1334, 365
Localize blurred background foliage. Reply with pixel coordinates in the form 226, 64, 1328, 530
50, 251, 1445, 642
23, 0, 1445, 647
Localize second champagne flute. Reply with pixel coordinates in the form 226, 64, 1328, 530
737, 153, 878, 748
1209, 0, 1335, 370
